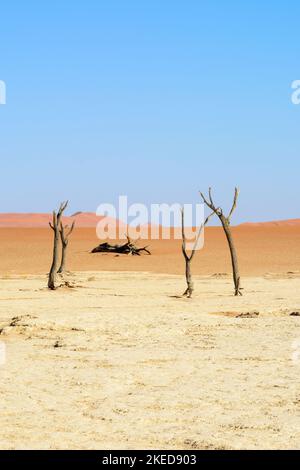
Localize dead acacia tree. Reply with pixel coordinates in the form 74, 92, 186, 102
57, 221, 75, 274
48, 201, 68, 290
181, 208, 214, 298
200, 187, 242, 296
91, 235, 151, 256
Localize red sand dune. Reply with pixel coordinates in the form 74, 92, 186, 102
1, 223, 300, 276
1, 212, 300, 228
239, 219, 300, 227
0, 212, 121, 228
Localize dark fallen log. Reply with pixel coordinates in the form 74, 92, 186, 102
91, 238, 151, 256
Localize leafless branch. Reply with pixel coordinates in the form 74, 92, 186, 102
181, 207, 214, 297
228, 187, 239, 222
199, 187, 242, 296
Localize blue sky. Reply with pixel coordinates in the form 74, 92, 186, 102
0, 0, 299, 223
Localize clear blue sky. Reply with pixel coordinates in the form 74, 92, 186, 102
0, 1, 299, 223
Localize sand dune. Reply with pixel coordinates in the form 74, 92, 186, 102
1, 213, 300, 228
240, 218, 300, 227
0, 212, 106, 228
0, 224, 300, 277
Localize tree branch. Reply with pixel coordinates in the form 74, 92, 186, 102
228, 187, 239, 222
181, 207, 214, 262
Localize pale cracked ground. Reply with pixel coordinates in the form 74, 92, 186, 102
0, 272, 300, 449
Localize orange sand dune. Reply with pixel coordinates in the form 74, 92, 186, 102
0, 212, 123, 228
0, 224, 300, 276
240, 218, 300, 227
1, 213, 300, 229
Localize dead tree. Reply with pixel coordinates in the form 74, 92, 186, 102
181, 208, 213, 298
200, 188, 242, 296
91, 236, 151, 256
48, 201, 68, 290
57, 221, 75, 274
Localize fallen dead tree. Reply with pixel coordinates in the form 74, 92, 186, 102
91, 237, 151, 256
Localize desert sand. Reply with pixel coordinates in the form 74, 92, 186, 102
1, 224, 300, 449
1, 224, 300, 276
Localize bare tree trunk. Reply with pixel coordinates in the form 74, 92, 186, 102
57, 221, 75, 274
48, 202, 68, 290
48, 215, 60, 290
220, 216, 241, 296
181, 207, 214, 298
200, 188, 242, 296
57, 240, 67, 274
183, 258, 194, 298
